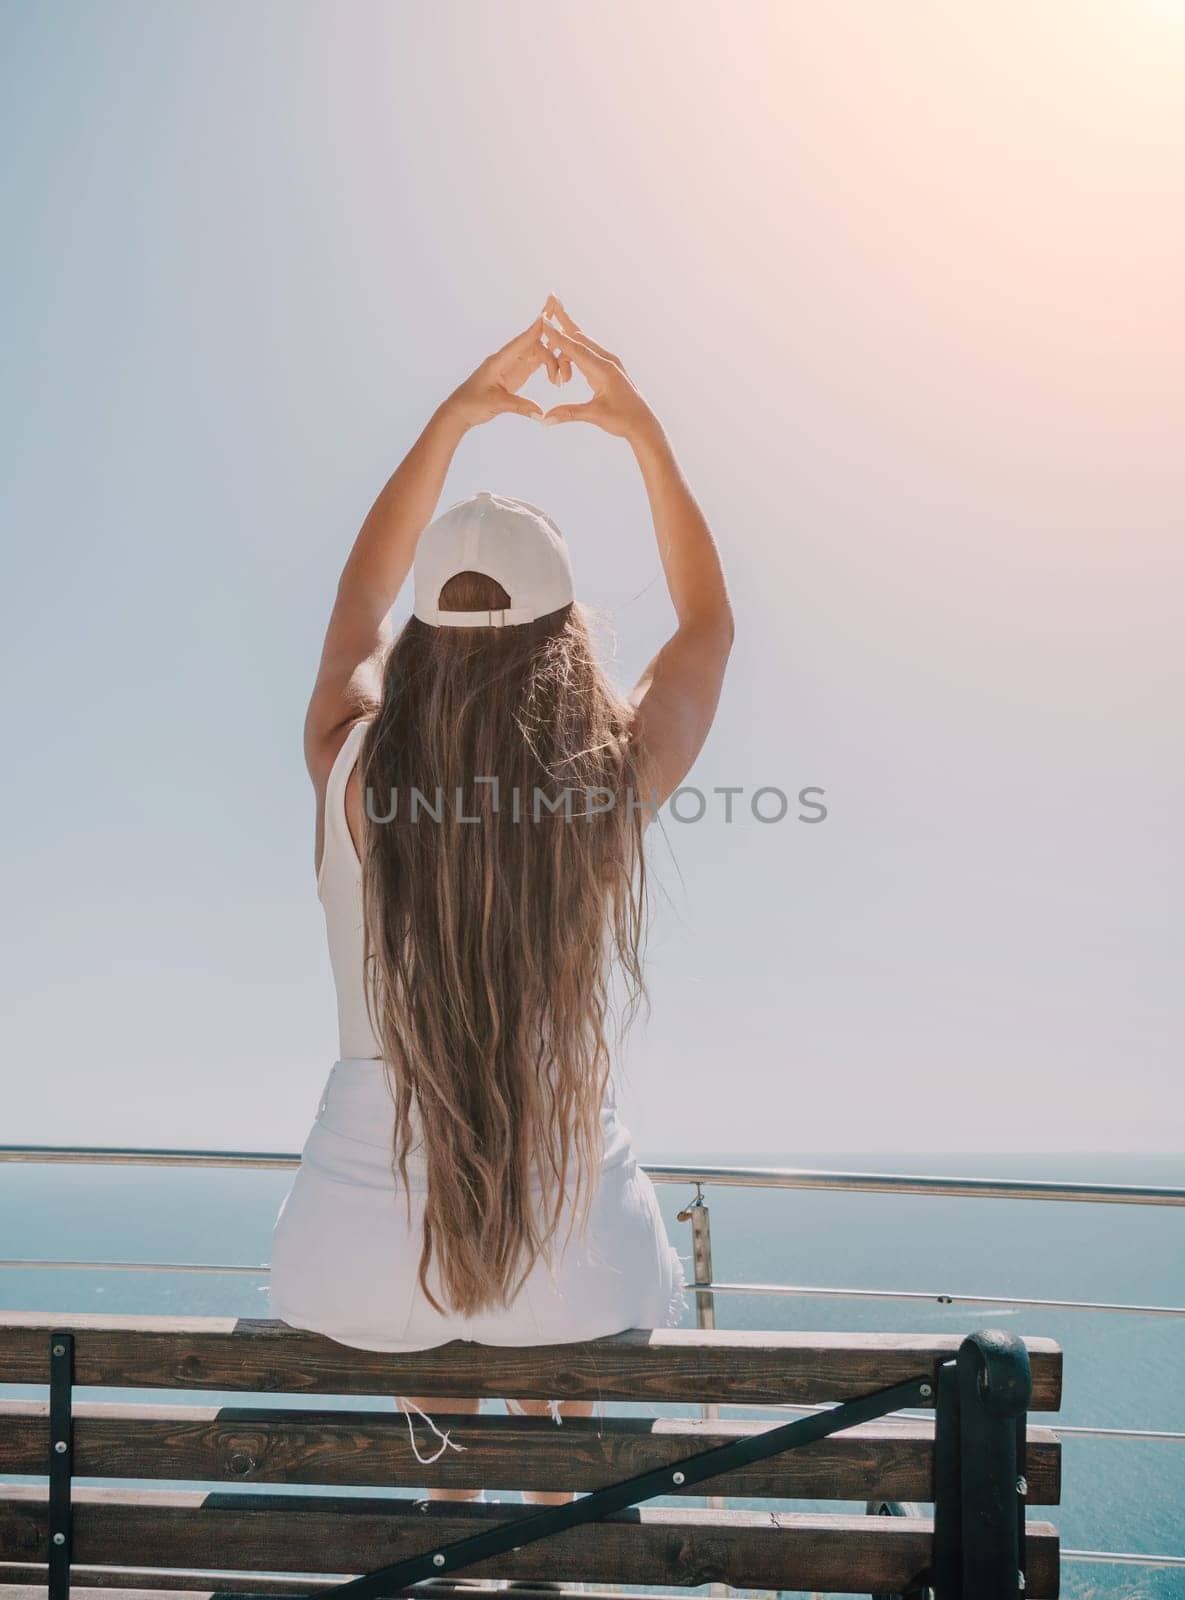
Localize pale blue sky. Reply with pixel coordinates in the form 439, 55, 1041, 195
2, 1, 1182, 1156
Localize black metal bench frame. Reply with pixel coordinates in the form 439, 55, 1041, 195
43, 1325, 1034, 1600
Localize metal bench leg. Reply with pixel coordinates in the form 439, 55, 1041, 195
958, 1329, 1030, 1599
931, 1356, 961, 1598
48, 1332, 75, 1600
931, 1328, 1032, 1600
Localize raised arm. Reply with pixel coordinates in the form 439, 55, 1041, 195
304, 314, 559, 784
542, 298, 734, 808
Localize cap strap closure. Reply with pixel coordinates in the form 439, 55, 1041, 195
416, 605, 539, 629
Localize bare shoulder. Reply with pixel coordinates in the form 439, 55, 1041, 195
627, 617, 734, 808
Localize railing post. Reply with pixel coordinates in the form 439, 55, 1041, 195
678, 1182, 716, 1331
676, 1183, 726, 1591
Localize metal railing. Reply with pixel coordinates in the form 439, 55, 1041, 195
1, 1144, 1182, 1575
5, 1144, 1184, 1203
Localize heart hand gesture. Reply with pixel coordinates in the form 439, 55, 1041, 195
540, 297, 658, 440
444, 298, 659, 443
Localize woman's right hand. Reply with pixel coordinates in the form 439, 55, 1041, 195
541, 297, 659, 441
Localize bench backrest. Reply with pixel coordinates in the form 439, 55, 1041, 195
0, 1314, 1062, 1598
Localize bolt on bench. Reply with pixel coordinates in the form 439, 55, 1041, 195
0, 1315, 1061, 1599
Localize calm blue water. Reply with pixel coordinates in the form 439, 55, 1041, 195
2, 1149, 1182, 1598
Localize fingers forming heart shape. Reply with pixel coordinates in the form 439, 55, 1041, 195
473, 296, 635, 431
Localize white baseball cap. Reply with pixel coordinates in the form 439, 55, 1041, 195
412, 491, 576, 628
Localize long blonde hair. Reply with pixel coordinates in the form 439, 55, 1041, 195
358, 568, 654, 1317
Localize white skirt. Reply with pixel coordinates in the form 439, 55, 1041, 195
269, 1059, 689, 1353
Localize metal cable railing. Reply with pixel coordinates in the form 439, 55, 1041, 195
1, 1144, 1182, 1575
690, 1278, 1185, 1317
4, 1145, 1184, 1204
2, 1259, 1182, 1320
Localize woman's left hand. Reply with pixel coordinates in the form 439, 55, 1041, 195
444, 314, 561, 427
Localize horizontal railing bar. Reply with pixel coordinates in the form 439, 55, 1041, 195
716, 1398, 1185, 1444
4, 1259, 1179, 1321
0, 1260, 268, 1277
1048, 1424, 1185, 1442
0, 1146, 300, 1171
703, 1279, 1185, 1317
645, 1162, 1185, 1205
2, 1146, 1183, 1205
1063, 1548, 1185, 1568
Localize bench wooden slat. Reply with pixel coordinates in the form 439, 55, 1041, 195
0, 1399, 1062, 1504
0, 1316, 1063, 1408
0, 1487, 1061, 1597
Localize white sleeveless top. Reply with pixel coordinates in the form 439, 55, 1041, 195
316, 717, 383, 1059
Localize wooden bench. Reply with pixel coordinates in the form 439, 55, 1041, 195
0, 1314, 1062, 1599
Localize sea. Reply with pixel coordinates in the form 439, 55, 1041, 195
2, 1148, 1182, 1600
